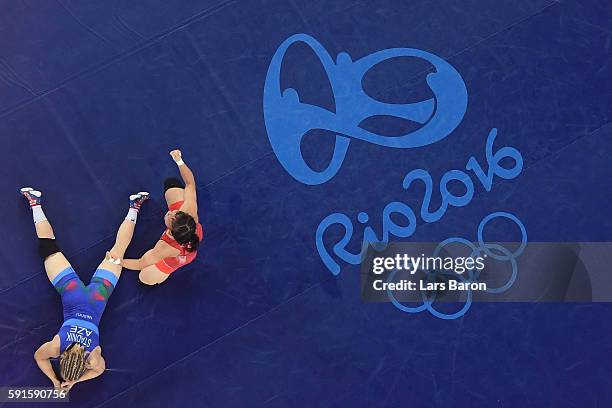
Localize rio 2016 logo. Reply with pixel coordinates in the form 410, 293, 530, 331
263, 33, 468, 186
263, 34, 527, 319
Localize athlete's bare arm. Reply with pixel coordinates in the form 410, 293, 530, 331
121, 240, 179, 271
170, 150, 199, 223
34, 336, 61, 389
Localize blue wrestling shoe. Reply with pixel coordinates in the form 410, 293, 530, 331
129, 191, 150, 211
20, 187, 42, 207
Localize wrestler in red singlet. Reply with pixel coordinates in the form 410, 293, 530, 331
122, 149, 202, 285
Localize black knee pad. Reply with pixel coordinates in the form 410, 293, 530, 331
39, 238, 60, 260
164, 177, 184, 192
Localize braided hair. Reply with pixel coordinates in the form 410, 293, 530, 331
60, 343, 86, 381
170, 211, 199, 252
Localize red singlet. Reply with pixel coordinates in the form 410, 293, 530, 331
154, 201, 203, 274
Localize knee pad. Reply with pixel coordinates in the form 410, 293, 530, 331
164, 177, 184, 192
39, 238, 60, 260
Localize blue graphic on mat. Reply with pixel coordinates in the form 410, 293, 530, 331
315, 128, 524, 275
264, 34, 468, 185
387, 211, 528, 320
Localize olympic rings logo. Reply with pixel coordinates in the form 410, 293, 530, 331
387, 212, 527, 319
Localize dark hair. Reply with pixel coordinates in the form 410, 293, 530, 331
171, 211, 199, 252
60, 343, 86, 381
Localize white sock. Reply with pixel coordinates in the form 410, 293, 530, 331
125, 208, 138, 224
32, 205, 47, 224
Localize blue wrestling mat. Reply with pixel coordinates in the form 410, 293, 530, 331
0, 1, 611, 407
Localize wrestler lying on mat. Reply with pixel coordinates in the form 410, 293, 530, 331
21, 187, 149, 392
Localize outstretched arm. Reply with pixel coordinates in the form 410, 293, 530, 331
34, 337, 61, 389
170, 149, 198, 222
120, 241, 178, 271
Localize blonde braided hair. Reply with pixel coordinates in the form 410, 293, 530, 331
59, 343, 86, 381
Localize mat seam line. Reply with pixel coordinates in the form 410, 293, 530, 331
0, 0, 557, 121
0, 0, 238, 120
93, 118, 611, 407
93, 276, 333, 408
441, 0, 559, 59
0, 150, 275, 296
0, 0, 565, 295
2, 114, 607, 297
2, 120, 607, 353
